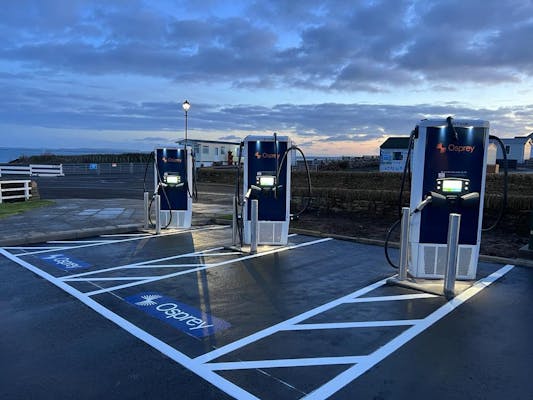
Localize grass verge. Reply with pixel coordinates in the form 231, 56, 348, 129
0, 200, 55, 219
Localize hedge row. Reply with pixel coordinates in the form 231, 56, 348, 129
198, 168, 533, 198
291, 187, 530, 215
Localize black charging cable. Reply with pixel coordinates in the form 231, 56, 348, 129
275, 143, 312, 220
385, 128, 416, 269
483, 135, 508, 231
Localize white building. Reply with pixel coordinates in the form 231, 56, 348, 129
379, 137, 410, 172
495, 136, 532, 164
177, 139, 241, 167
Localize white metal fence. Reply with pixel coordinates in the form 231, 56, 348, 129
0, 180, 32, 203
0, 164, 63, 177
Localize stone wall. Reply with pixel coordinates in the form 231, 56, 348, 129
197, 168, 533, 219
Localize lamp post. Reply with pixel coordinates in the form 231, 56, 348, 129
182, 100, 190, 146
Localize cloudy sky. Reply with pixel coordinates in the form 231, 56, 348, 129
1, 0, 533, 155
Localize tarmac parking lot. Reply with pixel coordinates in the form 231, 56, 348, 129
1, 224, 532, 399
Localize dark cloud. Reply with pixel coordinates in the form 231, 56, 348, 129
0, 79, 530, 140
2, 0, 533, 89
136, 136, 172, 142
218, 134, 243, 141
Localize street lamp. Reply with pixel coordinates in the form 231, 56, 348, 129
182, 100, 190, 145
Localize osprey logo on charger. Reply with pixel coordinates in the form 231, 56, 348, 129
126, 292, 231, 338
254, 151, 279, 159
436, 143, 475, 154
161, 156, 182, 163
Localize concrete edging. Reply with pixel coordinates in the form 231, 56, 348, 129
0, 223, 144, 247
289, 228, 532, 269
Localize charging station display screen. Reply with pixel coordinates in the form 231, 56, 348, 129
165, 174, 181, 185
442, 179, 462, 193
259, 175, 275, 187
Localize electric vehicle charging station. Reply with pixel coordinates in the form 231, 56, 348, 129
153, 146, 193, 229
408, 119, 490, 280
242, 135, 292, 245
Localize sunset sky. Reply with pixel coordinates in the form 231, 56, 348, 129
1, 0, 533, 155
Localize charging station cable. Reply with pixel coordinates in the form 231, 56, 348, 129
234, 142, 245, 247
384, 192, 432, 270
275, 144, 312, 220
154, 165, 173, 229
142, 151, 154, 194
385, 127, 416, 269
191, 152, 199, 201
446, 116, 459, 142
143, 150, 178, 229
483, 135, 508, 231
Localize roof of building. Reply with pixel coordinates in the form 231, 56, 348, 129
380, 137, 410, 149
176, 138, 241, 146
501, 137, 532, 145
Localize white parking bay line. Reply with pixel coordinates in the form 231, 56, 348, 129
84, 237, 333, 296
206, 356, 368, 371
17, 225, 229, 256
304, 264, 515, 400
66, 276, 161, 282
47, 240, 112, 244
127, 263, 207, 269
345, 293, 438, 303
285, 320, 421, 330
100, 233, 149, 237
2, 246, 70, 250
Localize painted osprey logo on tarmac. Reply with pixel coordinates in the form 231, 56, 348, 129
135, 294, 162, 306
126, 292, 231, 338
39, 254, 91, 271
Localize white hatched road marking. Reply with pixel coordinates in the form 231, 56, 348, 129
303, 265, 514, 399
83, 238, 332, 296
61, 247, 224, 280
0, 234, 330, 399
0, 247, 258, 400
194, 265, 513, 399
194, 277, 389, 364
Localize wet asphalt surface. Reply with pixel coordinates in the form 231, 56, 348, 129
1, 228, 532, 400
31, 173, 233, 202
0, 173, 532, 399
